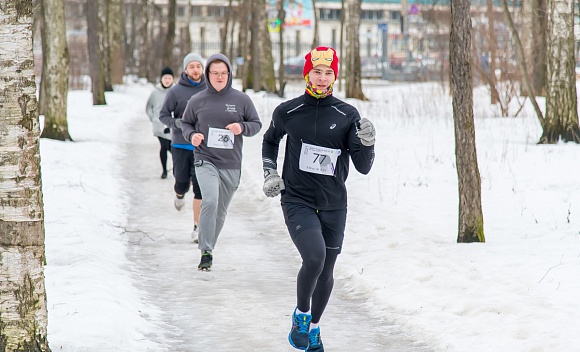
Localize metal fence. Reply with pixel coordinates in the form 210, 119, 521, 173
191, 41, 380, 74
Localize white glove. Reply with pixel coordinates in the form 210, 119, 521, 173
357, 118, 375, 146
175, 119, 182, 129
263, 169, 285, 197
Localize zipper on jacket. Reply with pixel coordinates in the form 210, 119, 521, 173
314, 99, 320, 140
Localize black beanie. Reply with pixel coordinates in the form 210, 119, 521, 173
161, 66, 174, 77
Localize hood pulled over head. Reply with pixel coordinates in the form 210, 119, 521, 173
204, 53, 233, 93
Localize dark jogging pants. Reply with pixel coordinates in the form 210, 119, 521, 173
171, 146, 202, 199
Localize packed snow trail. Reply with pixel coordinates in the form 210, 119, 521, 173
121, 95, 433, 352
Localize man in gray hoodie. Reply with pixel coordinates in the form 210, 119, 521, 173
181, 54, 262, 271
159, 53, 207, 242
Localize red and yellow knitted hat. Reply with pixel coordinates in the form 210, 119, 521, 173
303, 46, 339, 79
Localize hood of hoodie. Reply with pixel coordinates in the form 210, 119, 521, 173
204, 53, 233, 94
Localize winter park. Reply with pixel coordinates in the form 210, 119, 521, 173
2, 1, 580, 352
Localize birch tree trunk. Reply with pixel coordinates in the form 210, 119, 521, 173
540, 0, 580, 144
344, 0, 367, 100
0, 1, 52, 350
40, 0, 72, 141
108, 0, 124, 85
87, 0, 106, 105
450, 0, 485, 243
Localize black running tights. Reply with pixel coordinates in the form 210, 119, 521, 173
158, 137, 171, 172
293, 227, 340, 324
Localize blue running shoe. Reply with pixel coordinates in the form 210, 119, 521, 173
306, 327, 324, 352
288, 308, 311, 350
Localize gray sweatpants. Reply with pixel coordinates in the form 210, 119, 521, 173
194, 161, 240, 252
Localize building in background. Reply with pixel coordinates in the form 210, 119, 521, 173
60, 0, 525, 82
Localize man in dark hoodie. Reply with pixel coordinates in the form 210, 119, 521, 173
261, 47, 376, 352
181, 54, 262, 271
159, 53, 206, 243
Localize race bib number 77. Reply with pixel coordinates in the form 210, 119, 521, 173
299, 142, 341, 176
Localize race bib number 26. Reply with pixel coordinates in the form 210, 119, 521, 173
299, 142, 341, 176
207, 127, 234, 149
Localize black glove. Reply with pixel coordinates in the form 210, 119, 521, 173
163, 127, 170, 134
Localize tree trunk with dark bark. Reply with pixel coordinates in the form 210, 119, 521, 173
338, 0, 345, 92
486, 0, 498, 104
250, 0, 260, 91
450, 0, 485, 243
137, 0, 150, 80
108, 0, 124, 85
532, 0, 547, 97
35, 0, 47, 116
163, 0, 176, 70
254, 0, 276, 93
101, 0, 112, 91
277, 0, 286, 97
87, 0, 107, 105
40, 0, 72, 141
311, 0, 319, 49
238, 0, 250, 91
221, 0, 234, 55
344, 0, 367, 100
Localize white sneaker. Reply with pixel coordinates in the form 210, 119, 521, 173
192, 224, 199, 243
174, 196, 184, 211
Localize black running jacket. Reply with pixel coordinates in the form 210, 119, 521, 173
262, 92, 375, 210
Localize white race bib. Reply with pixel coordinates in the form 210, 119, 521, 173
207, 127, 234, 149
299, 142, 341, 176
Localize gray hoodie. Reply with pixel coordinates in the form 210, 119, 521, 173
159, 72, 207, 145
145, 83, 172, 140
181, 54, 262, 169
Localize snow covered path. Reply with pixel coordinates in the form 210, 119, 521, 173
120, 99, 433, 352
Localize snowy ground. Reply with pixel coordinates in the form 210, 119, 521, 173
119, 105, 431, 351
41, 80, 580, 351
